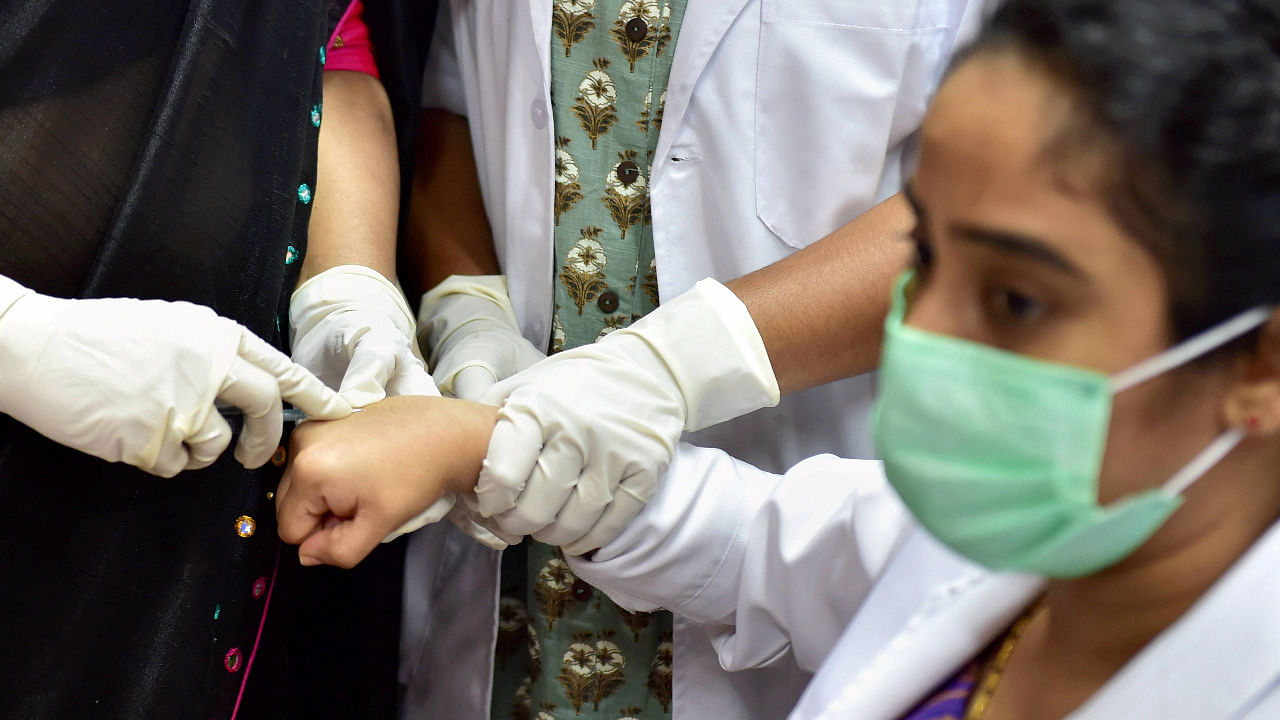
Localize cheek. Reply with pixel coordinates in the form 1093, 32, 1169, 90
1095, 371, 1228, 504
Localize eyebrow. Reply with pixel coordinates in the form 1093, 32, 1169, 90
902, 183, 1085, 278
953, 225, 1086, 278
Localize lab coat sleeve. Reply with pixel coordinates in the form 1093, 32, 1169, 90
568, 444, 916, 673
419, 0, 466, 115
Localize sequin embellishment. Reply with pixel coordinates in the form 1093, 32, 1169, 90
252, 577, 267, 599
225, 648, 243, 673
213, 603, 221, 621
235, 515, 256, 538
319, 46, 327, 65
310, 104, 322, 128
270, 446, 288, 467
297, 183, 312, 204
285, 244, 299, 265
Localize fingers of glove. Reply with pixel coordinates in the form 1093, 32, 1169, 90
337, 333, 400, 407
238, 330, 350, 420
219, 355, 284, 469
184, 410, 234, 470
473, 404, 545, 517
487, 440, 587, 537
560, 474, 654, 556
381, 493, 456, 543
527, 463, 619, 548
384, 353, 441, 399
449, 365, 499, 402
149, 426, 192, 479
297, 515, 387, 569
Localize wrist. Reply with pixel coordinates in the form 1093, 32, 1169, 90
290, 264, 417, 342
419, 275, 519, 338
434, 397, 498, 495
600, 278, 779, 432
0, 288, 59, 403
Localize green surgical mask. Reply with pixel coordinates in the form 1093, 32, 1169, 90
872, 272, 1270, 578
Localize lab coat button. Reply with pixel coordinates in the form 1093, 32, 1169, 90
625, 17, 648, 42
530, 98, 548, 129
597, 290, 620, 314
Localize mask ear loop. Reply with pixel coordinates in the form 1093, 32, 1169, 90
1111, 306, 1272, 393
1108, 306, 1271, 497
1161, 428, 1245, 496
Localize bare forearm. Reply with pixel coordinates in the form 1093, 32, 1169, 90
727, 193, 913, 394
405, 109, 500, 291
300, 71, 400, 284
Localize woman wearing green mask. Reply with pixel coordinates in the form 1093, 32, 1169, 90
276, 0, 1280, 716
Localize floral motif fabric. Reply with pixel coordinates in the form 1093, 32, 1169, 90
549, 0, 682, 351
492, 2, 686, 719
494, 545, 675, 720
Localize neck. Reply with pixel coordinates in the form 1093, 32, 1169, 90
1037, 446, 1280, 683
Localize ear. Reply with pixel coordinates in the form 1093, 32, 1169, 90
1223, 310, 1280, 436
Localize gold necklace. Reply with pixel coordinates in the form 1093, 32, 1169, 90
963, 606, 1041, 720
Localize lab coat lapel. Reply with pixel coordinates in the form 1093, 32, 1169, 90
527, 0, 552, 87
653, 0, 751, 168
805, 529, 1043, 719
1070, 521, 1280, 719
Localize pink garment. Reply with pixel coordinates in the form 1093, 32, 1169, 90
326, 0, 378, 78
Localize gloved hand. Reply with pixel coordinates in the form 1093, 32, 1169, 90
0, 275, 350, 478
289, 264, 446, 542
410, 274, 547, 549
478, 278, 781, 555
417, 274, 546, 401
290, 264, 440, 407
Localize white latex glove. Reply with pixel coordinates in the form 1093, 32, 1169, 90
478, 278, 781, 555
413, 275, 548, 549
418, 274, 546, 401
290, 264, 440, 407
0, 276, 351, 478
289, 264, 450, 542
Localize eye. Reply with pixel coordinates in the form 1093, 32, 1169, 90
985, 286, 1046, 324
909, 228, 933, 273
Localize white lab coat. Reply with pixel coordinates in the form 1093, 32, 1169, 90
401, 1, 995, 718
570, 444, 1280, 720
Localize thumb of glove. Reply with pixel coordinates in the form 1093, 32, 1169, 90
451, 365, 500, 402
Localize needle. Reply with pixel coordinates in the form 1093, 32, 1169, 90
217, 407, 308, 423
215, 406, 363, 423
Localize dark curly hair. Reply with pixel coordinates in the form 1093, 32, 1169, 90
971, 0, 1280, 343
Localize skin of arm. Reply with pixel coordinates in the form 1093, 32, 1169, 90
403, 108, 500, 291
727, 192, 914, 395
298, 70, 402, 284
